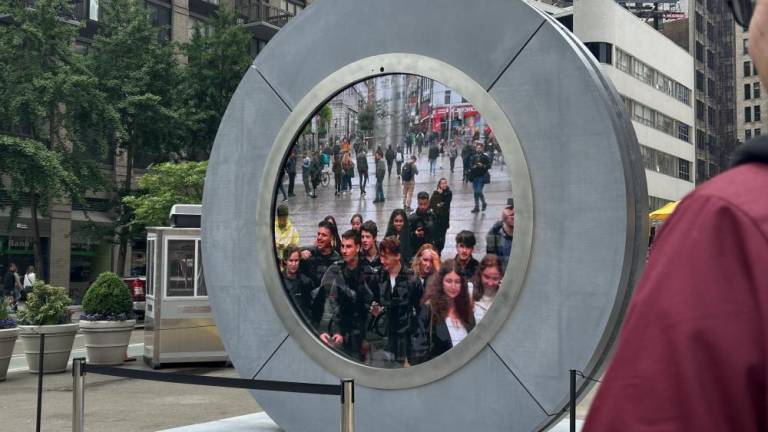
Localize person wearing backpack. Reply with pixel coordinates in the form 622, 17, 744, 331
401, 155, 418, 211
395, 146, 405, 177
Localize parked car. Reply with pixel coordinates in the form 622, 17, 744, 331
121, 277, 146, 321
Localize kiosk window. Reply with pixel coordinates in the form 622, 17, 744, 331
146, 239, 155, 296
167, 240, 195, 297
196, 240, 207, 296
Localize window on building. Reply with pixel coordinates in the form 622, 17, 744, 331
696, 99, 705, 121
745, 60, 752, 77
707, 78, 716, 97
695, 70, 705, 91
744, 38, 750, 54
756, 128, 762, 136
678, 158, 691, 181
755, 105, 761, 121
746, 129, 753, 140
695, 42, 705, 62
696, 128, 706, 145
745, 83, 752, 100
146, 1, 172, 43
444, 90, 451, 105
697, 158, 706, 182
746, 106, 752, 122
706, 49, 716, 70
708, 106, 716, 127
755, 82, 761, 99
695, 12, 703, 31
707, 22, 716, 42
677, 123, 690, 142
584, 42, 613, 65
616, 48, 631, 73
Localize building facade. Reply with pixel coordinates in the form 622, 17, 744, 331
550, 0, 696, 210
734, 23, 765, 144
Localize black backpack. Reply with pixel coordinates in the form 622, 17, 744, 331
401, 163, 413, 181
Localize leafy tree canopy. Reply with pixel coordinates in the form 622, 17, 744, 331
179, 8, 252, 160
122, 161, 207, 227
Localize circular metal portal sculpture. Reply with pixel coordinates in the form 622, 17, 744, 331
202, 1, 648, 431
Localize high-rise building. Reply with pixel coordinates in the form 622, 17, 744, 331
540, 0, 697, 211
734, 23, 766, 144
690, 0, 737, 182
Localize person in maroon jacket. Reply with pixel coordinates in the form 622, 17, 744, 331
584, 1, 768, 430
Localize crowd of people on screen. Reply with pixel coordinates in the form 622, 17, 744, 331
275, 197, 515, 367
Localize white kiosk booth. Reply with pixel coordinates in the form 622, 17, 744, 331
144, 204, 227, 368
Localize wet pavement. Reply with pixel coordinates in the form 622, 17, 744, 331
279, 150, 514, 256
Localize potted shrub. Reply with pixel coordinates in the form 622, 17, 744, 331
17, 282, 79, 374
79, 272, 135, 365
0, 298, 18, 380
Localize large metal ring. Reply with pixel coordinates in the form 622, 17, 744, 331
202, 0, 647, 430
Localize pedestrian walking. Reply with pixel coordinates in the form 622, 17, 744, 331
449, 139, 459, 173
428, 142, 440, 176
374, 150, 386, 203
302, 154, 312, 196
333, 154, 343, 196
385, 146, 395, 178
356, 150, 368, 195
21, 265, 35, 302
461, 141, 473, 183
309, 152, 321, 199
342, 152, 355, 192
429, 178, 453, 253
278, 168, 288, 202
395, 146, 405, 176
3, 263, 21, 311
401, 155, 418, 211
285, 151, 297, 197
468, 142, 491, 213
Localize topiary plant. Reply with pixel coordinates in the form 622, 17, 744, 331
81, 272, 133, 321
0, 298, 17, 329
18, 282, 72, 326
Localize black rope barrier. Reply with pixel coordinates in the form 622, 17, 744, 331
82, 362, 341, 396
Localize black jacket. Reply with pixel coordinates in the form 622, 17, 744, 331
407, 208, 436, 251
468, 151, 491, 180
299, 246, 341, 288
373, 266, 422, 362
409, 303, 475, 365
282, 272, 316, 324
455, 256, 480, 280
428, 145, 440, 160
314, 260, 373, 351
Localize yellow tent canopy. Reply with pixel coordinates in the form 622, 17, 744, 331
649, 201, 678, 222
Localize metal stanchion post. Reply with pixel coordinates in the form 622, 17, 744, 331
570, 369, 577, 432
36, 333, 45, 432
72, 358, 86, 432
340, 379, 354, 432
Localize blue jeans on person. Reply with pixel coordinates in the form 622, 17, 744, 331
472, 177, 486, 210
429, 159, 437, 175
376, 180, 385, 201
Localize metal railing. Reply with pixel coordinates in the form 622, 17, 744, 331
235, 0, 294, 27
71, 358, 354, 432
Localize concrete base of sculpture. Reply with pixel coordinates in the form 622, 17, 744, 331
156, 412, 584, 432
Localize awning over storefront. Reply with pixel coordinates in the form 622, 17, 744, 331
649, 201, 678, 222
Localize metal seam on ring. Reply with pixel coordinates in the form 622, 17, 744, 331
256, 67, 293, 112
486, 20, 547, 93
488, 344, 559, 418
251, 333, 290, 379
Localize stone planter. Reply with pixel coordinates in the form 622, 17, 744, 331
79, 320, 136, 365
0, 327, 19, 381
19, 324, 79, 374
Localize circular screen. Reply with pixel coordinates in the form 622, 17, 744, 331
273, 74, 518, 369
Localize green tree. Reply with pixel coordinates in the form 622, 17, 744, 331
0, 0, 116, 274
122, 161, 207, 228
179, 9, 251, 160
0, 137, 78, 272
87, 0, 182, 271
